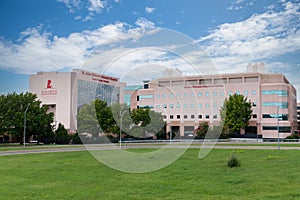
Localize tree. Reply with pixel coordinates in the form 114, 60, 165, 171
220, 94, 252, 135
129, 108, 165, 138
0, 92, 54, 144
77, 101, 101, 136
55, 123, 70, 144
195, 121, 209, 139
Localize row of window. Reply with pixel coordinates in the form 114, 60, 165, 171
157, 103, 219, 109
138, 90, 288, 101
158, 76, 259, 87
153, 90, 257, 99
163, 114, 218, 120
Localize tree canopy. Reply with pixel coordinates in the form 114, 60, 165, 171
220, 94, 253, 134
77, 99, 165, 139
0, 92, 54, 143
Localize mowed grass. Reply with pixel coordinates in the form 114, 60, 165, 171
0, 149, 299, 200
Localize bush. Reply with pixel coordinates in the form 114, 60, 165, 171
227, 151, 241, 168
286, 134, 299, 139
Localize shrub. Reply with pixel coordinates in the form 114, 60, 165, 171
227, 151, 241, 168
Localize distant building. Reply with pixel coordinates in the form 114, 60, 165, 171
30, 69, 124, 133
131, 68, 297, 139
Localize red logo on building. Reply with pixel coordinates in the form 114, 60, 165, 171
41, 79, 57, 96
47, 80, 52, 88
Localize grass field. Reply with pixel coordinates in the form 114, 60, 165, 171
0, 148, 299, 199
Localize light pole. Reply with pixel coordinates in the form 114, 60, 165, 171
277, 106, 280, 150
23, 103, 31, 148
119, 109, 125, 149
170, 122, 172, 144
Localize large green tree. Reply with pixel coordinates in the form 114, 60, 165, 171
77, 100, 165, 139
0, 92, 54, 144
220, 94, 253, 134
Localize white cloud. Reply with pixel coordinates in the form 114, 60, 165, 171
57, 0, 82, 13
57, 0, 113, 20
88, 0, 105, 14
198, 1, 300, 72
0, 18, 158, 74
145, 7, 155, 14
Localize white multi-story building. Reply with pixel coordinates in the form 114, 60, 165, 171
30, 69, 124, 133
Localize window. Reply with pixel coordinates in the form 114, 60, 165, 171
252, 102, 257, 107
214, 78, 227, 84
198, 103, 202, 108
159, 81, 170, 87
262, 102, 288, 109
170, 115, 174, 119
170, 104, 174, 108
156, 105, 160, 109
262, 126, 291, 133
184, 93, 188, 97
191, 104, 195, 108
205, 103, 209, 108
198, 92, 202, 97
191, 115, 195, 119
163, 115, 167, 119
177, 104, 181, 108
213, 115, 217, 119
187, 80, 198, 85
172, 80, 183, 86
244, 91, 248, 95
220, 92, 225, 96
252, 90, 257, 95
245, 76, 258, 82
184, 115, 188, 119
252, 114, 257, 118
176, 94, 181, 97
190, 93, 195, 97
198, 115, 202, 119
228, 91, 232, 96
236, 91, 240, 95
213, 103, 217, 108
162, 94, 167, 98
213, 91, 217, 96
177, 115, 181, 119
163, 104, 167, 108
184, 104, 188, 108
262, 114, 288, 121
139, 95, 154, 99
262, 90, 288, 96
169, 94, 174, 98
205, 115, 210, 119
156, 94, 160, 98
229, 77, 242, 83
205, 92, 210, 97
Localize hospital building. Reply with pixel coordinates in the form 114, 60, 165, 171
30, 63, 298, 139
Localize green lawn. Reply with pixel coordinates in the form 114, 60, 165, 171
0, 148, 299, 199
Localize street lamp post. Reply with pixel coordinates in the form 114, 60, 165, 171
119, 109, 125, 149
277, 106, 280, 150
23, 103, 31, 148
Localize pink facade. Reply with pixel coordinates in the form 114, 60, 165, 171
132, 72, 297, 139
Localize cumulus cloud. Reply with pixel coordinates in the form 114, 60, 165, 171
198, 1, 300, 73
0, 19, 158, 74
57, 0, 112, 20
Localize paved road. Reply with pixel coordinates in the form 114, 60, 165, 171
1, 143, 300, 156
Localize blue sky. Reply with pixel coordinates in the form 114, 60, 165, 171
0, 0, 299, 99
